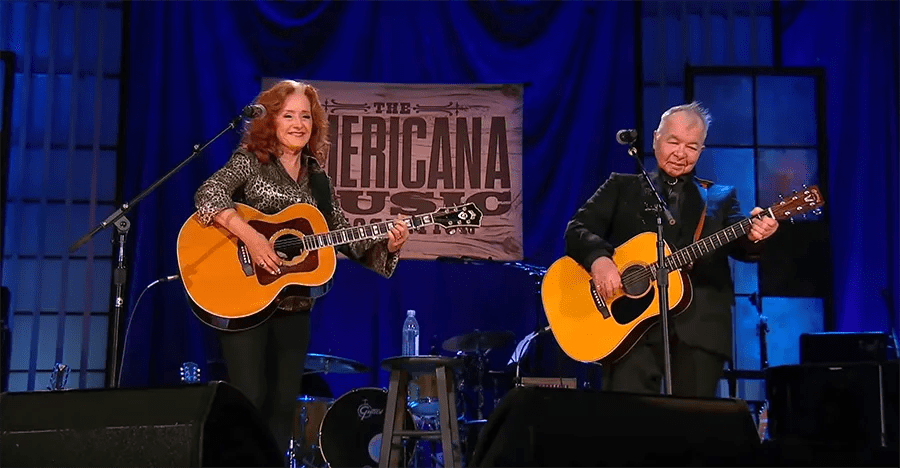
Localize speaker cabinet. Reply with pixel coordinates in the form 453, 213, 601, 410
470, 386, 761, 467
766, 361, 899, 450
0, 381, 281, 467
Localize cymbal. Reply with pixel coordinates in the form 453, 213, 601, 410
442, 330, 516, 353
304, 353, 368, 374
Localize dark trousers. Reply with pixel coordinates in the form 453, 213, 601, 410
602, 329, 726, 398
219, 311, 311, 456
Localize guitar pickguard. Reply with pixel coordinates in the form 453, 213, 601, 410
609, 289, 655, 325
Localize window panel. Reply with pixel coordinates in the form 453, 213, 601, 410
756, 76, 817, 146
63, 314, 83, 369
14, 204, 41, 255
87, 313, 108, 369
36, 313, 59, 369
66, 259, 113, 313
730, 258, 758, 296
9, 314, 34, 370
757, 148, 820, 218
85, 370, 105, 389
39, 259, 63, 312
102, 6, 123, 74
7, 371, 29, 392
663, 16, 685, 83
761, 296, 825, 366
692, 75, 753, 146
641, 14, 663, 83
693, 147, 756, 213
67, 204, 115, 252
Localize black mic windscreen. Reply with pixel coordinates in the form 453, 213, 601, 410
242, 104, 266, 119
616, 129, 638, 145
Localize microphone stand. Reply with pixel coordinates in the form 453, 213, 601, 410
628, 143, 675, 395
68, 111, 247, 389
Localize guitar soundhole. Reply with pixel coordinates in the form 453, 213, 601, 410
276, 234, 302, 258
620, 264, 651, 296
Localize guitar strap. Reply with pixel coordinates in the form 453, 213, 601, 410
692, 177, 712, 242
306, 156, 335, 226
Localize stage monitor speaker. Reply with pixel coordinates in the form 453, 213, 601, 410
0, 381, 282, 467
800, 332, 894, 364
470, 386, 761, 467
766, 361, 899, 451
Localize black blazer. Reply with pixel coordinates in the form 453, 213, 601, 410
564, 172, 762, 358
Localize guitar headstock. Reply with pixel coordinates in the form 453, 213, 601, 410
180, 361, 201, 384
433, 203, 483, 230
768, 185, 825, 221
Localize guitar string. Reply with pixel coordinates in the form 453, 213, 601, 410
617, 217, 756, 289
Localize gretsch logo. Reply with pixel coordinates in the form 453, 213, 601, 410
357, 399, 384, 420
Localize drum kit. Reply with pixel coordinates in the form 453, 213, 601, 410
289, 331, 516, 468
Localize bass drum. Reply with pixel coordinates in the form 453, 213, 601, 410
319, 387, 414, 467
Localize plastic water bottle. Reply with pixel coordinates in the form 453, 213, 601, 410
402, 310, 420, 356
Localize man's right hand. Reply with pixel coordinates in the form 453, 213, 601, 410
590, 256, 621, 300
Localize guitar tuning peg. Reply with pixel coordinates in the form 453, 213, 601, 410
790, 218, 796, 224
778, 194, 784, 200
447, 228, 457, 235
792, 189, 798, 194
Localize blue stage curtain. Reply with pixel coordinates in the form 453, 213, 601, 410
779, 0, 899, 334
119, 1, 637, 393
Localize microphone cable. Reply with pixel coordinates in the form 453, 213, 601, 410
116, 274, 180, 387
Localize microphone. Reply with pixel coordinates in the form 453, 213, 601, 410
616, 129, 637, 145
241, 104, 266, 119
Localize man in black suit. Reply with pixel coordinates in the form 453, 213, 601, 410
564, 102, 779, 398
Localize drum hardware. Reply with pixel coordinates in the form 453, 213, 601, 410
443, 330, 514, 421
289, 395, 333, 468
304, 352, 368, 375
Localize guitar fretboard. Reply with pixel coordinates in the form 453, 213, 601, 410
651, 210, 770, 274
276, 213, 435, 251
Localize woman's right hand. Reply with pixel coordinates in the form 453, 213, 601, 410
245, 231, 282, 275
590, 256, 621, 300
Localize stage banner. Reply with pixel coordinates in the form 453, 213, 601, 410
262, 78, 524, 261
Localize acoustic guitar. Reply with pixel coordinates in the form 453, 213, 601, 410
177, 202, 482, 331
541, 186, 824, 364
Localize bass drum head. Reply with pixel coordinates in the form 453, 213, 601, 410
319, 387, 414, 467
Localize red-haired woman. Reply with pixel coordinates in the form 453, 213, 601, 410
194, 80, 409, 455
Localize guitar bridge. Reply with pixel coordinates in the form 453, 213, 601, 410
588, 279, 611, 319
237, 243, 254, 277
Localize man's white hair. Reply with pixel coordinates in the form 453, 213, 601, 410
656, 101, 712, 141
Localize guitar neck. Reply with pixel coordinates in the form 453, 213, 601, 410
296, 213, 436, 251
658, 209, 771, 271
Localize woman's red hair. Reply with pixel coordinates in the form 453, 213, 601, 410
242, 80, 329, 165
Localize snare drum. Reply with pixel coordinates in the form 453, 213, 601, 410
293, 395, 333, 463
319, 387, 414, 467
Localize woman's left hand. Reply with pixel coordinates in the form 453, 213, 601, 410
387, 216, 410, 253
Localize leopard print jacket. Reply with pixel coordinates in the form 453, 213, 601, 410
194, 147, 399, 311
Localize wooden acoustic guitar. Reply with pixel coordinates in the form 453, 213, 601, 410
177, 202, 483, 331
540, 186, 824, 364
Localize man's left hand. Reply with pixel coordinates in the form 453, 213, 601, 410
748, 207, 778, 242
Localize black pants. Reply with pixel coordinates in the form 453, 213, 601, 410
602, 328, 726, 398
219, 311, 311, 456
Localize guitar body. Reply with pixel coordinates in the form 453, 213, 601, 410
541, 232, 692, 364
177, 203, 336, 331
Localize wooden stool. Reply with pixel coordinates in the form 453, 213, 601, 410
379, 355, 463, 468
